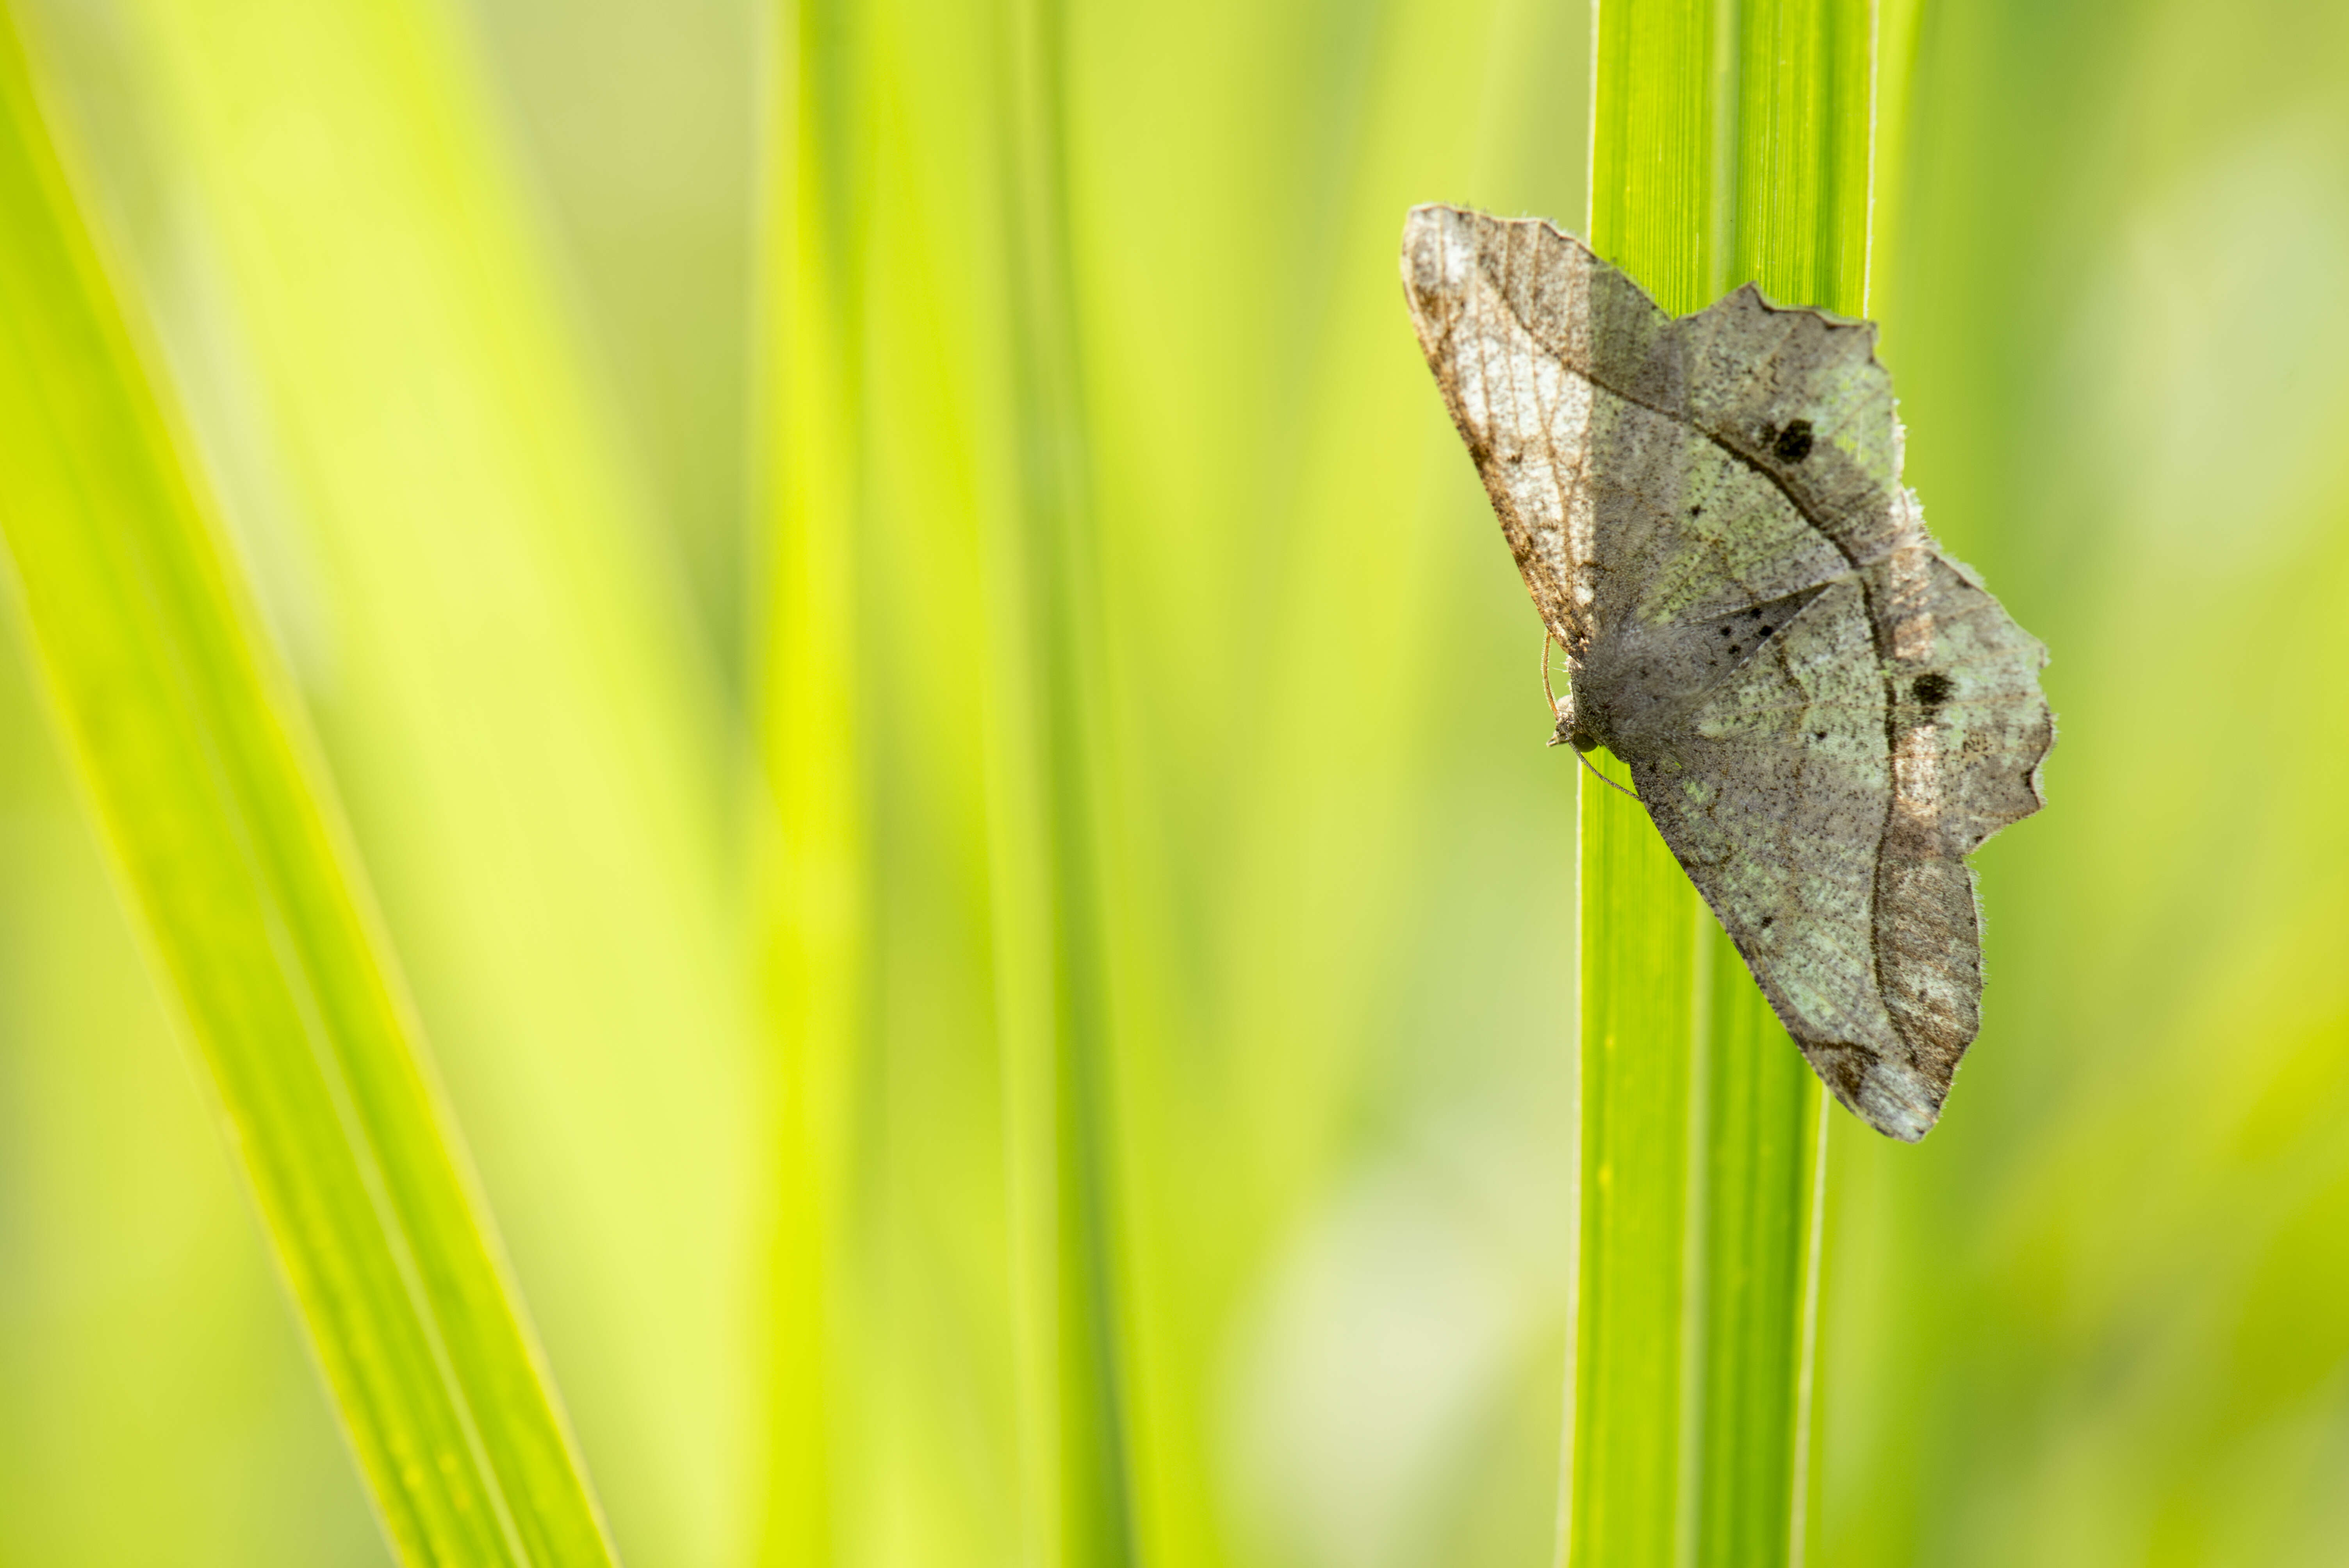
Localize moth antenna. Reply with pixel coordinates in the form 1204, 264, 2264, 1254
1575, 746, 1643, 803
1545, 629, 1634, 800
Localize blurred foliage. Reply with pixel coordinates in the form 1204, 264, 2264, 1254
0, 0, 2343, 1566
0, 5, 620, 1559
1823, 1, 2349, 1564
1, 0, 756, 1561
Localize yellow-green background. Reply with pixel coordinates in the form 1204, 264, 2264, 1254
0, 0, 2343, 1565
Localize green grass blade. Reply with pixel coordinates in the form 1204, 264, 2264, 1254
1697, 9, 1869, 1567
1569, 757, 1699, 1568
1589, 0, 1732, 312
1693, 928, 1829, 1568
986, 1, 1135, 1560
754, 0, 1136, 1559
756, 2, 866, 1564
1727, 0, 1874, 317
0, 14, 616, 1567
27, 0, 762, 1553
1575, 2, 1877, 1564
1572, 15, 1719, 1567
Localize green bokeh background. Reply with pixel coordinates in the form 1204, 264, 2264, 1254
1, 0, 2344, 1565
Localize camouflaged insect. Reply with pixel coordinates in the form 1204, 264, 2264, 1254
1401, 204, 2053, 1140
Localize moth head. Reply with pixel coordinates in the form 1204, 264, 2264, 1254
1544, 684, 1596, 752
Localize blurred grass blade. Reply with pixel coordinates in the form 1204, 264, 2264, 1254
985, 0, 1136, 1561
757, 0, 864, 1562
66, 0, 763, 1554
1573, 2, 1875, 1564
0, 14, 617, 1567
755, 0, 1136, 1561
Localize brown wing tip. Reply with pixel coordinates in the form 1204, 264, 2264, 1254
1809, 1040, 1944, 1141
1401, 204, 1600, 279
1403, 201, 1585, 242
1399, 206, 1477, 340
1854, 1062, 1942, 1143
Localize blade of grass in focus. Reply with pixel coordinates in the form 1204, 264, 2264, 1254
1571, 2, 1877, 1564
0, 12, 616, 1567
1568, 751, 1697, 1568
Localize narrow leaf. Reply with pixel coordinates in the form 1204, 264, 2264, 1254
985, 0, 1138, 1560
1571, 1, 1874, 1563
756, 0, 866, 1562
1572, 15, 1719, 1566
1696, 9, 1870, 1567
0, 15, 617, 1566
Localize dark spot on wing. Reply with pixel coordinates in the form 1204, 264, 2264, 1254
1772, 419, 1814, 463
1690, 504, 1703, 518
1912, 672, 1954, 707
1761, 916, 1774, 928
1813, 730, 1826, 741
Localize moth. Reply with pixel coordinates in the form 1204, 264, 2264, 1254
1400, 204, 2052, 1140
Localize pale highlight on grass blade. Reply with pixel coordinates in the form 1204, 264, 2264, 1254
756, 1, 865, 1563
0, 12, 616, 1567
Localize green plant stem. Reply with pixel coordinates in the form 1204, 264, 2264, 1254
1571, 2, 1875, 1565
1693, 930, 1829, 1568
1569, 747, 1699, 1568
0, 13, 615, 1566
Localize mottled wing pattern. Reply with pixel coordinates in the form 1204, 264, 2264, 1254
1400, 203, 2053, 1140
1633, 581, 1938, 1135
1395, 200, 1669, 653
1674, 287, 2053, 1125
1868, 540, 2054, 1106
